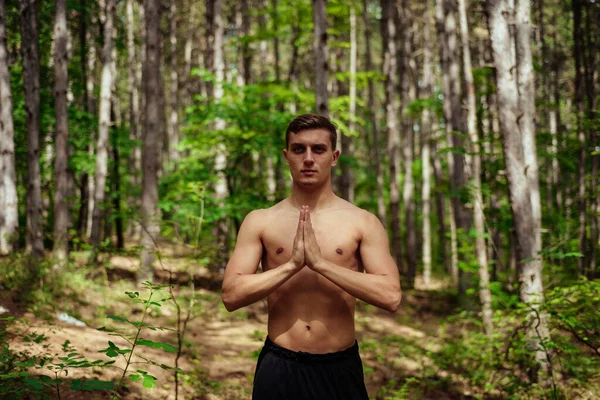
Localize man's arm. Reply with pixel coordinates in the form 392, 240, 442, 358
221, 208, 306, 312
305, 210, 401, 312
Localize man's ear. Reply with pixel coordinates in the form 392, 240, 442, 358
283, 148, 289, 165
331, 149, 340, 167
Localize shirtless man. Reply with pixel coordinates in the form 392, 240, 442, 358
221, 114, 401, 399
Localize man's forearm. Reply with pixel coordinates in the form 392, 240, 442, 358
222, 262, 298, 311
313, 260, 401, 312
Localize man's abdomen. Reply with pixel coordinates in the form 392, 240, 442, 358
266, 289, 356, 354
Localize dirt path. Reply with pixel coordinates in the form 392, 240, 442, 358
1, 252, 467, 400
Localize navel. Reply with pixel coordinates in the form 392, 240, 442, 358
276, 247, 284, 255
306, 325, 311, 331
336, 248, 343, 255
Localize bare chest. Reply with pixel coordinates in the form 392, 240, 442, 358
261, 213, 361, 271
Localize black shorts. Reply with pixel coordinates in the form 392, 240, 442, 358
252, 336, 370, 400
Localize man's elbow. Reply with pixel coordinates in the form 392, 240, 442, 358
385, 289, 402, 313
221, 288, 240, 312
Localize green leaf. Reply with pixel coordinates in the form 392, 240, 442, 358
142, 373, 157, 388
136, 339, 178, 353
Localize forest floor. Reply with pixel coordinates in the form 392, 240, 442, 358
0, 243, 514, 399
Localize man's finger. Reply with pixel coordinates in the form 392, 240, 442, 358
296, 207, 304, 241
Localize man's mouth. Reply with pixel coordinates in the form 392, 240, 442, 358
301, 169, 317, 175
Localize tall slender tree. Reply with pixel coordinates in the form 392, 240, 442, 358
312, 0, 329, 117
362, 0, 385, 224
0, 0, 18, 255
458, 0, 493, 334
435, 0, 459, 285
381, 0, 402, 270
53, 0, 70, 262
20, 0, 44, 258
487, 0, 552, 379
421, 3, 434, 288
90, 0, 117, 247
139, 0, 162, 283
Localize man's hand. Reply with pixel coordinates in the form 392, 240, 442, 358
304, 208, 323, 270
290, 206, 307, 270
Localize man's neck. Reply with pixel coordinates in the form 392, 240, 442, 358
288, 181, 336, 212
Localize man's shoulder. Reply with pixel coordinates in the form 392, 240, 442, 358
331, 198, 377, 221
243, 200, 289, 228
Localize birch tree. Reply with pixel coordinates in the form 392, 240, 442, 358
458, 0, 493, 334
382, 0, 402, 269
90, 0, 117, 247
362, 0, 385, 224
487, 0, 552, 380
52, 0, 69, 262
0, 0, 18, 255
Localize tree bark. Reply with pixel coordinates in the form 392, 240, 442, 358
382, 0, 403, 271
139, 0, 162, 283
312, 0, 329, 117
362, 0, 385, 224
339, 7, 356, 203
487, 0, 552, 380
212, 0, 229, 270
0, 0, 19, 255
421, 4, 434, 288
435, 0, 459, 286
399, 1, 417, 289
85, 9, 98, 239
20, 0, 44, 258
573, 0, 587, 277
515, 0, 542, 260
458, 0, 493, 335
53, 0, 70, 263
167, 1, 179, 166
90, 0, 117, 247
126, 0, 142, 238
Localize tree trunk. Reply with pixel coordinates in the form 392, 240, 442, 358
382, 0, 402, 270
139, 0, 162, 283
76, 0, 89, 239
85, 9, 98, 239
487, 0, 552, 380
20, 0, 44, 258
53, 0, 70, 263
111, 120, 124, 249
362, 0, 385, 224
126, 0, 142, 238
399, 1, 417, 289
458, 0, 493, 335
212, 0, 229, 270
421, 4, 434, 288
90, 0, 117, 247
435, 0, 459, 287
0, 0, 19, 255
583, 1, 598, 277
271, 0, 280, 82
312, 0, 329, 117
515, 0, 542, 260
573, 0, 587, 277
167, 1, 179, 166
340, 7, 356, 203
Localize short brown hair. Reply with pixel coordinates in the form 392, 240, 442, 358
285, 114, 338, 150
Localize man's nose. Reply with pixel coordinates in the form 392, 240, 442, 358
303, 150, 315, 164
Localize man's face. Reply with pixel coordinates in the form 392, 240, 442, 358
283, 129, 340, 187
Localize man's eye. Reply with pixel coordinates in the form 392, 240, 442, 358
314, 147, 325, 153
293, 147, 304, 153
